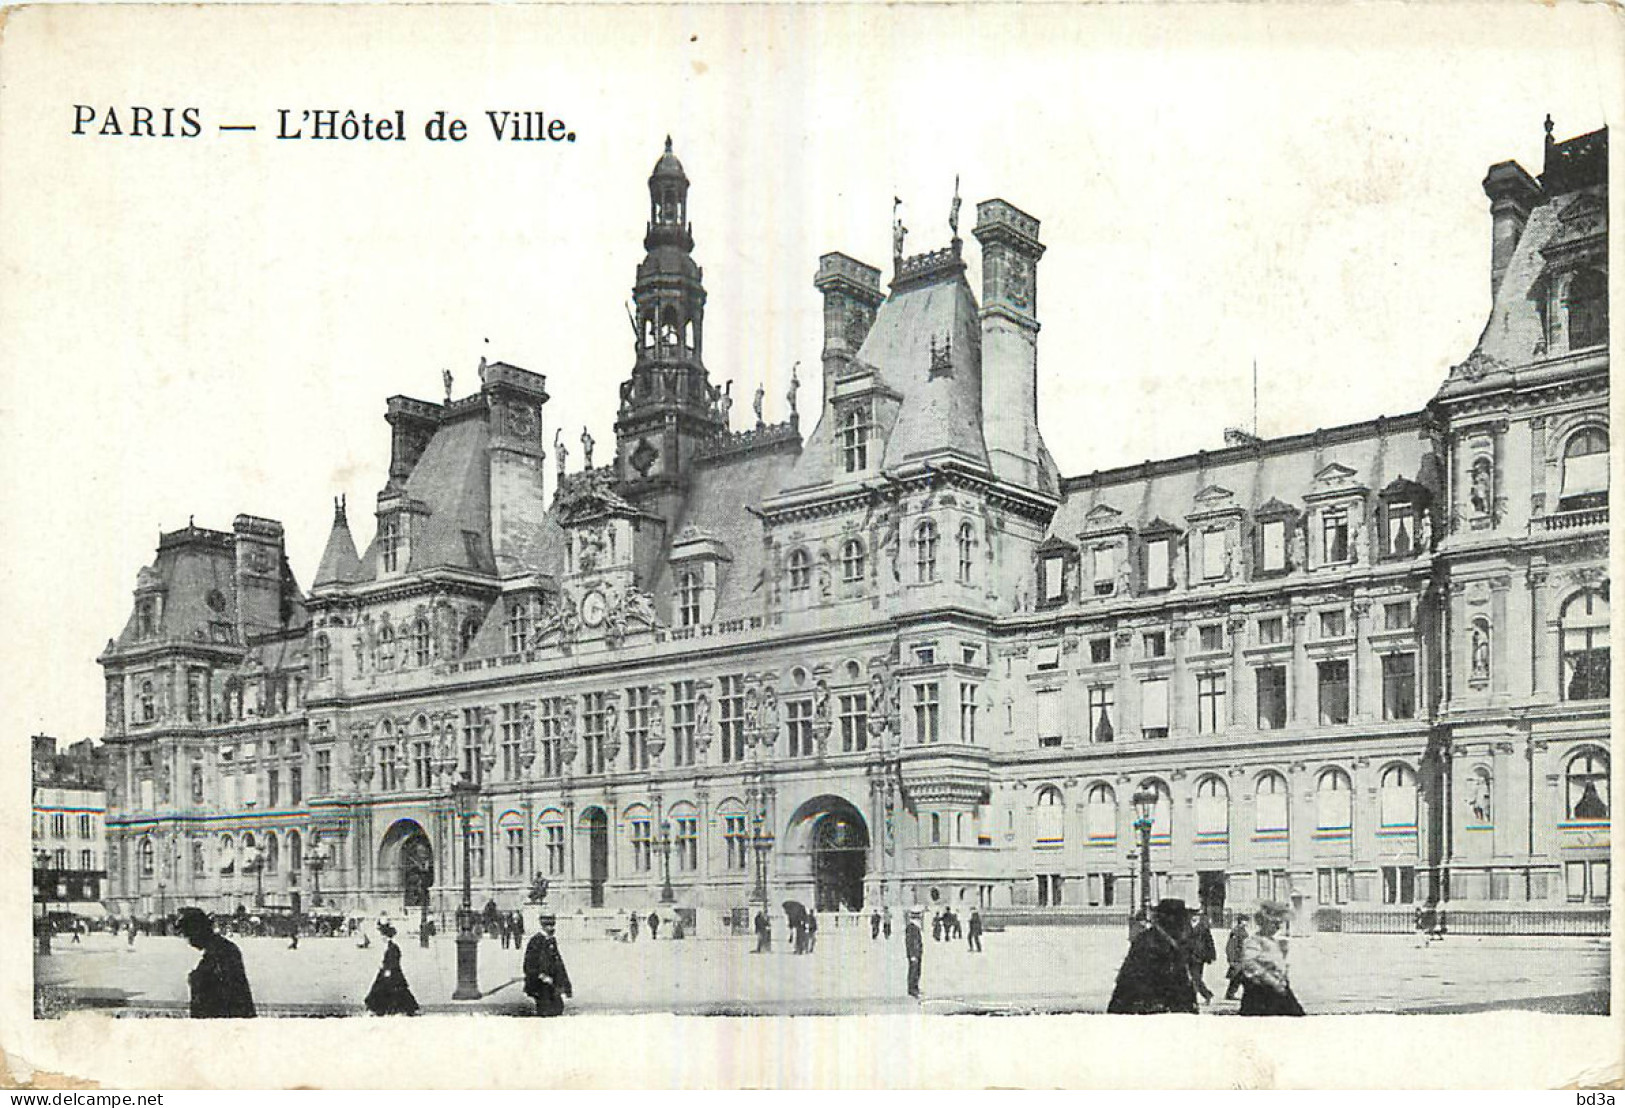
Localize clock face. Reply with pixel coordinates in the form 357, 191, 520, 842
580, 590, 607, 628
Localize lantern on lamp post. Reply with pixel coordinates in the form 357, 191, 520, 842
450, 770, 484, 1001
751, 811, 773, 907
1130, 789, 1158, 935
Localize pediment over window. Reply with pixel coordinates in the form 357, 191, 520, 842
1378, 476, 1432, 506
1193, 484, 1235, 505
1315, 462, 1359, 487
1081, 502, 1130, 537
1255, 496, 1298, 519
1141, 516, 1182, 536
670, 525, 731, 565
1036, 534, 1076, 555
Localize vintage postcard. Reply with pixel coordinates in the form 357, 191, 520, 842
1, 1, 1621, 1090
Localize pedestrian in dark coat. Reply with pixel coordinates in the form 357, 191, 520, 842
931, 912, 943, 943
523, 915, 573, 1017
1238, 902, 1305, 1016
364, 923, 420, 1016
1106, 899, 1198, 1015
628, 911, 639, 942
904, 910, 924, 998
753, 909, 771, 953
967, 909, 984, 953
1223, 914, 1251, 999
175, 908, 256, 1019
1187, 910, 1217, 1003
648, 911, 661, 940
870, 910, 881, 940
882, 907, 892, 940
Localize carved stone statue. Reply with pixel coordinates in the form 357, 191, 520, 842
760, 686, 780, 747
1470, 457, 1493, 515
554, 429, 568, 482
892, 197, 907, 261
1471, 624, 1491, 680
787, 362, 800, 417
949, 175, 961, 237
1417, 512, 1433, 553
753, 383, 765, 428
719, 379, 733, 425
580, 427, 595, 470
1468, 771, 1492, 824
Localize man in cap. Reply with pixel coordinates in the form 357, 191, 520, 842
1106, 899, 1198, 1015
522, 913, 573, 1017
904, 909, 925, 999
174, 907, 256, 1019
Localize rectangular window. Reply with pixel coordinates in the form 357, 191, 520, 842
1042, 555, 1065, 602
1258, 616, 1285, 645
268, 767, 281, 806
1093, 545, 1117, 595
315, 750, 331, 795
1382, 654, 1417, 720
1196, 673, 1226, 733
470, 830, 487, 880
671, 680, 697, 767
631, 820, 652, 872
724, 815, 748, 870
1565, 860, 1588, 902
1591, 861, 1611, 904
1146, 539, 1171, 590
1198, 623, 1224, 652
77, 814, 92, 838
1036, 688, 1062, 747
912, 683, 940, 744
625, 687, 651, 771
1318, 660, 1350, 725
675, 817, 698, 872
80, 848, 94, 872
50, 813, 66, 838
1382, 865, 1417, 905
719, 676, 745, 764
1384, 601, 1413, 631
1256, 665, 1288, 730
191, 764, 205, 803
1143, 631, 1167, 659
461, 708, 485, 784
501, 701, 525, 780
544, 825, 565, 875
1320, 609, 1347, 639
787, 699, 815, 757
1201, 527, 1226, 580
839, 693, 869, 753
1322, 508, 1349, 563
914, 645, 936, 666
1088, 685, 1115, 743
506, 827, 525, 878
959, 682, 979, 744
290, 766, 303, 805
504, 599, 530, 654
412, 742, 432, 790
538, 699, 563, 778
1035, 645, 1060, 671
1141, 678, 1169, 740
1260, 519, 1286, 572
582, 693, 608, 775
1089, 637, 1112, 664
374, 746, 397, 792
379, 515, 402, 574
1317, 867, 1352, 904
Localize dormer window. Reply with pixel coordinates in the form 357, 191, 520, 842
841, 539, 865, 584
956, 523, 976, 584
1145, 537, 1172, 591
137, 599, 158, 638
459, 616, 480, 656
379, 515, 403, 574
838, 404, 871, 473
1040, 554, 1065, 604
1260, 520, 1286, 572
1092, 544, 1117, 596
1322, 508, 1349, 563
788, 548, 812, 593
1385, 503, 1415, 556
677, 571, 702, 627
1199, 527, 1226, 580
914, 521, 939, 583
1559, 427, 1609, 511
505, 599, 530, 653
1567, 268, 1608, 350
412, 618, 431, 666
139, 680, 155, 723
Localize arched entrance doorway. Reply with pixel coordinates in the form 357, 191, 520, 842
788, 796, 870, 911
378, 820, 434, 909
580, 807, 609, 907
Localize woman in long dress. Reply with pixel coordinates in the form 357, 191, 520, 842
1237, 902, 1305, 1016
364, 923, 420, 1016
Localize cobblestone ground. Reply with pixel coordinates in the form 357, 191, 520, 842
34, 923, 1610, 1018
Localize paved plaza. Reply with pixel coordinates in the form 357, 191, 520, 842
34, 920, 1610, 1018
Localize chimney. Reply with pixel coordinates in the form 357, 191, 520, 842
232, 514, 287, 636
813, 253, 884, 405
1482, 160, 1541, 298
973, 199, 1051, 491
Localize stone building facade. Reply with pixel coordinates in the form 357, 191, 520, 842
99, 126, 1609, 930
32, 736, 110, 912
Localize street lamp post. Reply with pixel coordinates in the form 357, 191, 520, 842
750, 812, 773, 907
307, 842, 328, 910
243, 848, 266, 908
33, 850, 52, 956
658, 819, 675, 904
450, 771, 483, 1001
1130, 789, 1158, 936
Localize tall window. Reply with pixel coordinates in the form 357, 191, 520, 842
719, 676, 745, 763
1256, 665, 1287, 730
1559, 428, 1609, 511
841, 540, 865, 584
914, 521, 939, 583
1086, 783, 1116, 840
1316, 768, 1352, 834
1382, 654, 1416, 720
543, 822, 565, 875
314, 749, 331, 795
1567, 267, 1608, 349
1385, 503, 1415, 557
724, 814, 748, 869
1036, 687, 1062, 747
268, 767, 281, 805
1195, 776, 1229, 837
139, 838, 155, 877
1318, 660, 1350, 725
958, 682, 979, 744
1041, 554, 1066, 603
376, 625, 396, 671
1259, 519, 1286, 572
505, 827, 526, 878
374, 743, 398, 792
1088, 685, 1114, 743
838, 404, 870, 473
1092, 545, 1117, 595
139, 681, 155, 723
505, 599, 530, 654
671, 681, 696, 766
537, 698, 563, 778
630, 818, 652, 872
1379, 764, 1417, 830
461, 707, 485, 783
625, 687, 651, 771
839, 692, 868, 753
582, 693, 607, 775
674, 816, 698, 871
1255, 771, 1289, 837
1566, 749, 1610, 821
379, 514, 402, 573
413, 619, 432, 667
677, 572, 702, 627
412, 740, 432, 790
1196, 673, 1226, 733
788, 549, 812, 594
912, 682, 940, 743
1201, 527, 1226, 579
1561, 589, 1610, 701
1140, 678, 1169, 740
1145, 537, 1172, 590
957, 523, 976, 583
314, 635, 330, 679
1322, 508, 1349, 563
786, 699, 814, 757
500, 702, 525, 780
1034, 786, 1064, 846
469, 829, 487, 879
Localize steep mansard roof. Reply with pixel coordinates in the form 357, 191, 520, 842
312, 508, 363, 588
356, 414, 498, 579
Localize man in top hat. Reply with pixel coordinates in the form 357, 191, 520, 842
523, 914, 573, 1017
1106, 899, 1198, 1015
174, 907, 256, 1019
904, 909, 925, 999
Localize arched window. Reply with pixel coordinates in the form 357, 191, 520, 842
1567, 268, 1608, 350
957, 522, 976, 583
955, 813, 967, 844
1139, 778, 1172, 841
1086, 783, 1117, 841
1566, 749, 1610, 821
190, 840, 205, 877
1316, 768, 1353, 834
139, 681, 155, 723
313, 634, 330, 679
376, 623, 396, 671
1034, 785, 1064, 845
1559, 427, 1609, 511
1560, 589, 1610, 701
677, 571, 702, 627
1195, 776, 1229, 837
138, 837, 155, 878
788, 548, 812, 593
1379, 764, 1417, 830
460, 616, 480, 656
412, 618, 431, 667
218, 834, 235, 875
264, 832, 279, 875
659, 306, 680, 350
840, 539, 866, 584
914, 521, 939, 583
930, 812, 942, 845
287, 829, 303, 872
838, 406, 870, 473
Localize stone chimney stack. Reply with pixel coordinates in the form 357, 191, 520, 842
1482, 160, 1541, 298
973, 199, 1051, 491
232, 514, 288, 636
813, 253, 884, 405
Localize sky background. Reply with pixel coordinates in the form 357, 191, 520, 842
1, 4, 1618, 749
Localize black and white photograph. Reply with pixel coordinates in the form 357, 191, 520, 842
2, 1, 1619, 1090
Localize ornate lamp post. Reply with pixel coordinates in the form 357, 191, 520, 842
658, 819, 675, 904
1131, 789, 1158, 934
450, 770, 483, 1001
751, 811, 773, 907
307, 841, 329, 910
243, 847, 266, 908
33, 850, 52, 955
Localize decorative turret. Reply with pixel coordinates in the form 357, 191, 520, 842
312, 495, 363, 589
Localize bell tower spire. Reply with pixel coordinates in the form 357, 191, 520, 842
614, 137, 724, 493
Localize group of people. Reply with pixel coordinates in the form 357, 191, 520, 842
1107, 899, 1304, 1016
623, 909, 684, 942
493, 911, 527, 950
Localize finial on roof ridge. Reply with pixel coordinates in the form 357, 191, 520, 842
665, 134, 673, 153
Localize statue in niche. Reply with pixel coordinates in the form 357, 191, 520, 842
1470, 457, 1493, 515
1417, 512, 1432, 552
1471, 623, 1491, 681
1468, 771, 1492, 824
